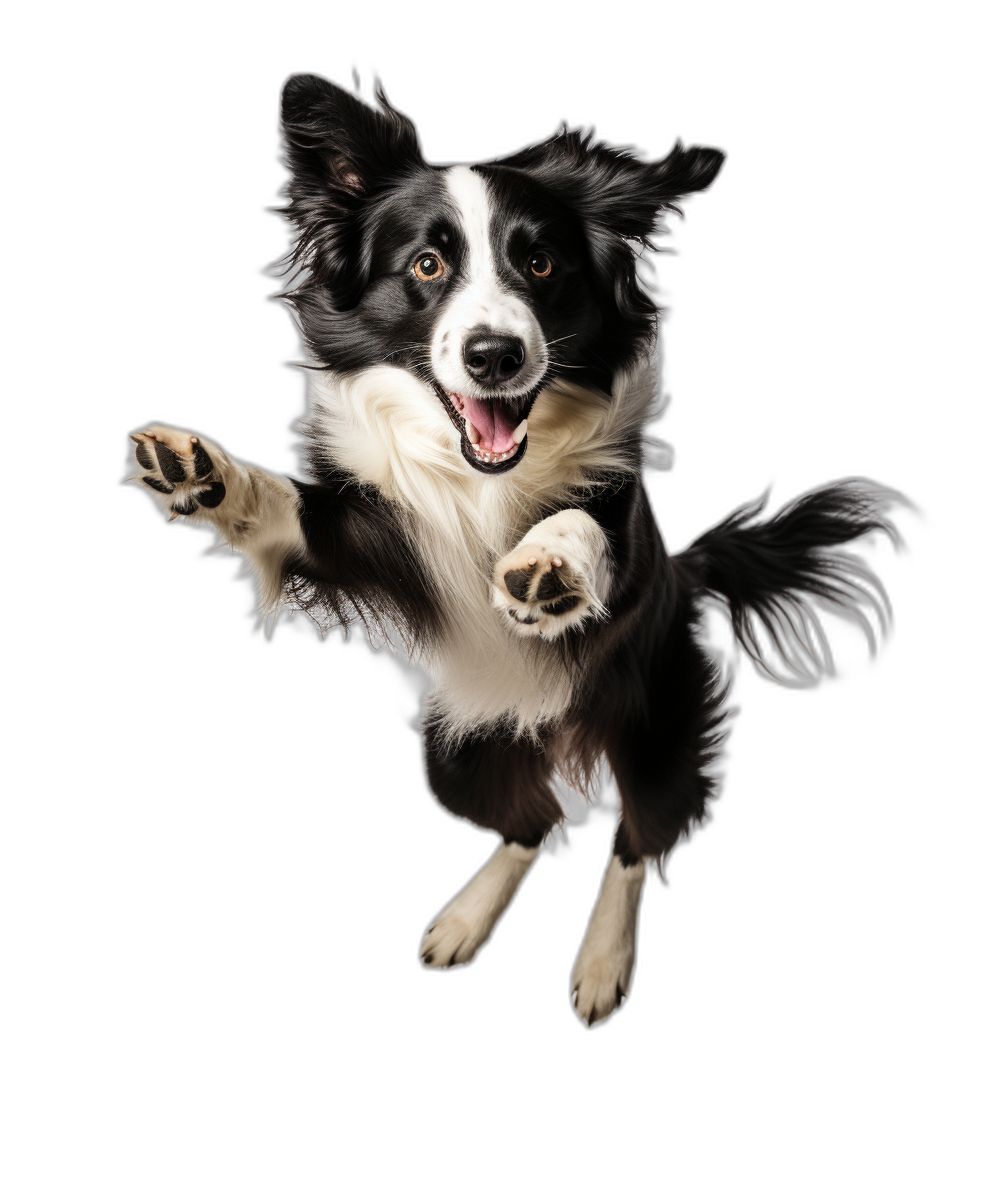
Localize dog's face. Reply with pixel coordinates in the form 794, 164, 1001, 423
281, 75, 723, 474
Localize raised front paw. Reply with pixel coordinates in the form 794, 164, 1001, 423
493, 543, 592, 637
129, 425, 228, 519
491, 509, 612, 639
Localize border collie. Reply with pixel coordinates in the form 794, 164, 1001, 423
130, 74, 903, 1026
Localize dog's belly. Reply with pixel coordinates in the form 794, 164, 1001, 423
424, 591, 576, 740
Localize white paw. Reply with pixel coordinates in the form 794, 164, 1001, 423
129, 425, 229, 519
421, 842, 537, 968
572, 942, 634, 1026
492, 509, 611, 640
422, 904, 491, 968
571, 856, 645, 1027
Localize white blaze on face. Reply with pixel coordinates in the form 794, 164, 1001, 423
431, 165, 547, 400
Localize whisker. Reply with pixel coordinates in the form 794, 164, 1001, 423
383, 343, 429, 362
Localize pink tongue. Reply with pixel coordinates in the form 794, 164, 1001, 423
462, 397, 521, 453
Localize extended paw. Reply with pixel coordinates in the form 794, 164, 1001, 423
129, 425, 227, 518
493, 543, 596, 638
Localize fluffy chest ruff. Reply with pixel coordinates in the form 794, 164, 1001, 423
304, 360, 658, 738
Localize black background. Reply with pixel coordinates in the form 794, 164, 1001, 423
96, 25, 952, 1065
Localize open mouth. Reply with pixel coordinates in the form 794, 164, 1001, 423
433, 382, 539, 474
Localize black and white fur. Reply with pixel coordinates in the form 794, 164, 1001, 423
130, 75, 903, 1026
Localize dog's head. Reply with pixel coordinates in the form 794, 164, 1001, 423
281, 74, 723, 474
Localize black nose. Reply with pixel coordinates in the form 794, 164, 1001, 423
462, 332, 525, 386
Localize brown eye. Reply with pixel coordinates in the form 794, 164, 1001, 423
413, 254, 445, 281
529, 253, 552, 278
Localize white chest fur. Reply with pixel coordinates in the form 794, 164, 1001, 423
305, 361, 659, 736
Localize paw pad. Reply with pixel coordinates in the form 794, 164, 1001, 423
493, 543, 591, 634
130, 427, 226, 519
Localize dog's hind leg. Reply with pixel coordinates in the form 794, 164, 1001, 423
572, 616, 728, 1025
571, 843, 646, 1026
421, 841, 540, 968
420, 720, 562, 968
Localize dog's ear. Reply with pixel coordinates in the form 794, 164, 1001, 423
495, 130, 724, 366
281, 73, 423, 199
589, 140, 725, 241
501, 130, 724, 244
280, 74, 423, 303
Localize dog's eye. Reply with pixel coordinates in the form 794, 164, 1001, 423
529, 253, 553, 278
413, 254, 445, 281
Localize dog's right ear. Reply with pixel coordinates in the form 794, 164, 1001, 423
280, 75, 423, 303
281, 73, 423, 200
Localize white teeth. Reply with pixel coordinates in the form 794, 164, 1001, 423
472, 440, 519, 465
466, 420, 480, 446
513, 419, 528, 445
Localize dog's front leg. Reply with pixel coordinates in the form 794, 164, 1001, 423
129, 425, 304, 610
491, 508, 613, 639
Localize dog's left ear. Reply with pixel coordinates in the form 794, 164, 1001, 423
604, 141, 725, 240
630, 137, 724, 220
504, 131, 724, 244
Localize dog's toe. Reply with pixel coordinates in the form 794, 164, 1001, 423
571, 956, 631, 1027
421, 912, 481, 969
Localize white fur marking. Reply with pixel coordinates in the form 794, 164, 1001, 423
421, 841, 539, 967
307, 357, 662, 738
571, 855, 646, 1025
431, 166, 547, 400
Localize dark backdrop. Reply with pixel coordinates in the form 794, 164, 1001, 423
98, 34, 942, 1065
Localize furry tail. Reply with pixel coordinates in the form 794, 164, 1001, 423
676, 480, 907, 685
